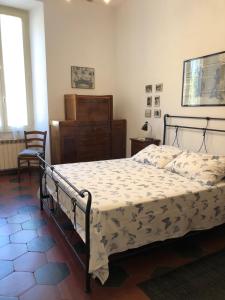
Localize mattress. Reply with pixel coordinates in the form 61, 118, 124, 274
46, 158, 225, 283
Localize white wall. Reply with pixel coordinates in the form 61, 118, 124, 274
44, 0, 116, 121
115, 0, 225, 155
29, 2, 50, 160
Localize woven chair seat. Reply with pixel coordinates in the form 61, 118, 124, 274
18, 148, 43, 157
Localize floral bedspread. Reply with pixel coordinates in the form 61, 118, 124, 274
46, 159, 225, 283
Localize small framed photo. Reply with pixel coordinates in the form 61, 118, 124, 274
147, 96, 152, 106
145, 85, 152, 93
71, 66, 95, 89
154, 109, 161, 118
155, 83, 163, 92
154, 96, 160, 107
145, 109, 151, 118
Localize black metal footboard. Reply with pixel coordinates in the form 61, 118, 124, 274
37, 154, 92, 293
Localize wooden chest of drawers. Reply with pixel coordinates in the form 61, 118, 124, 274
50, 120, 126, 164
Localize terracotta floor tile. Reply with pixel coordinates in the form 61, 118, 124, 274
0, 224, 21, 236
14, 252, 47, 272
7, 214, 31, 224
0, 260, 14, 280
0, 236, 9, 248
0, 296, 18, 300
46, 246, 69, 263
10, 230, 37, 244
20, 285, 61, 300
34, 262, 70, 285
0, 219, 7, 228
0, 243, 27, 260
0, 272, 35, 297
27, 236, 55, 252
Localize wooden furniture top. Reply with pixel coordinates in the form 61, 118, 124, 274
64, 94, 113, 122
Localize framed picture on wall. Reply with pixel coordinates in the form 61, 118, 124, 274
71, 66, 95, 89
145, 109, 151, 118
154, 109, 161, 118
155, 83, 163, 92
145, 85, 152, 93
181, 51, 225, 106
147, 96, 152, 106
154, 96, 160, 107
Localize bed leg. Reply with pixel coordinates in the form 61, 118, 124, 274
85, 273, 91, 293
39, 160, 44, 211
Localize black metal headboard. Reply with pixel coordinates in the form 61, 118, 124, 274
163, 114, 225, 151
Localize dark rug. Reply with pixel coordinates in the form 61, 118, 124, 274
138, 249, 225, 300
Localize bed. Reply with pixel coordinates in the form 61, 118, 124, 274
38, 114, 225, 292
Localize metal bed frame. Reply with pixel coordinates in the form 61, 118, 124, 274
38, 114, 225, 293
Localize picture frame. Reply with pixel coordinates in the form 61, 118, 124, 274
154, 96, 160, 107
145, 109, 151, 118
145, 85, 152, 93
155, 83, 163, 92
154, 109, 161, 118
71, 66, 95, 89
147, 96, 152, 106
181, 51, 225, 106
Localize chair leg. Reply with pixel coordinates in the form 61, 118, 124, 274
28, 161, 31, 178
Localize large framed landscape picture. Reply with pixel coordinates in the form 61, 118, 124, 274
182, 51, 225, 106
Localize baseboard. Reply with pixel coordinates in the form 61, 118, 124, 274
0, 168, 39, 176
0, 168, 18, 175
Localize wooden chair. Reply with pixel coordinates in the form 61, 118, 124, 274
17, 130, 47, 180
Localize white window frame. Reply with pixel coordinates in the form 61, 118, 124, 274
0, 5, 33, 132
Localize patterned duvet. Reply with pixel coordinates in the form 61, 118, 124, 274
46, 158, 225, 283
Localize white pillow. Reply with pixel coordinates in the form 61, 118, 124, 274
132, 144, 182, 168
165, 151, 225, 185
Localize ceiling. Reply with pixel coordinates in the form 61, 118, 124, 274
94, 0, 123, 6
0, 0, 123, 9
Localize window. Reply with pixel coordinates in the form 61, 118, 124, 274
0, 7, 33, 132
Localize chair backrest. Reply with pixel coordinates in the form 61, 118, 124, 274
24, 131, 47, 153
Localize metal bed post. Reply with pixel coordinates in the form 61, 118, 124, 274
163, 114, 168, 145
36, 154, 93, 293
39, 153, 44, 211
81, 189, 92, 293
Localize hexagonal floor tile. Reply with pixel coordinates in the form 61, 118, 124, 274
20, 285, 61, 300
0, 244, 27, 260
9, 177, 25, 183
7, 214, 31, 224
34, 262, 70, 285
22, 219, 46, 230
12, 186, 30, 192
27, 236, 55, 252
0, 261, 14, 280
0, 224, 21, 236
0, 272, 35, 297
0, 296, 18, 300
0, 236, 9, 248
15, 194, 33, 202
18, 205, 39, 214
0, 219, 7, 228
14, 252, 47, 272
10, 230, 37, 244
0, 210, 16, 219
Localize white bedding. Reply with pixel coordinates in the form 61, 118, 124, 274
46, 158, 225, 283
